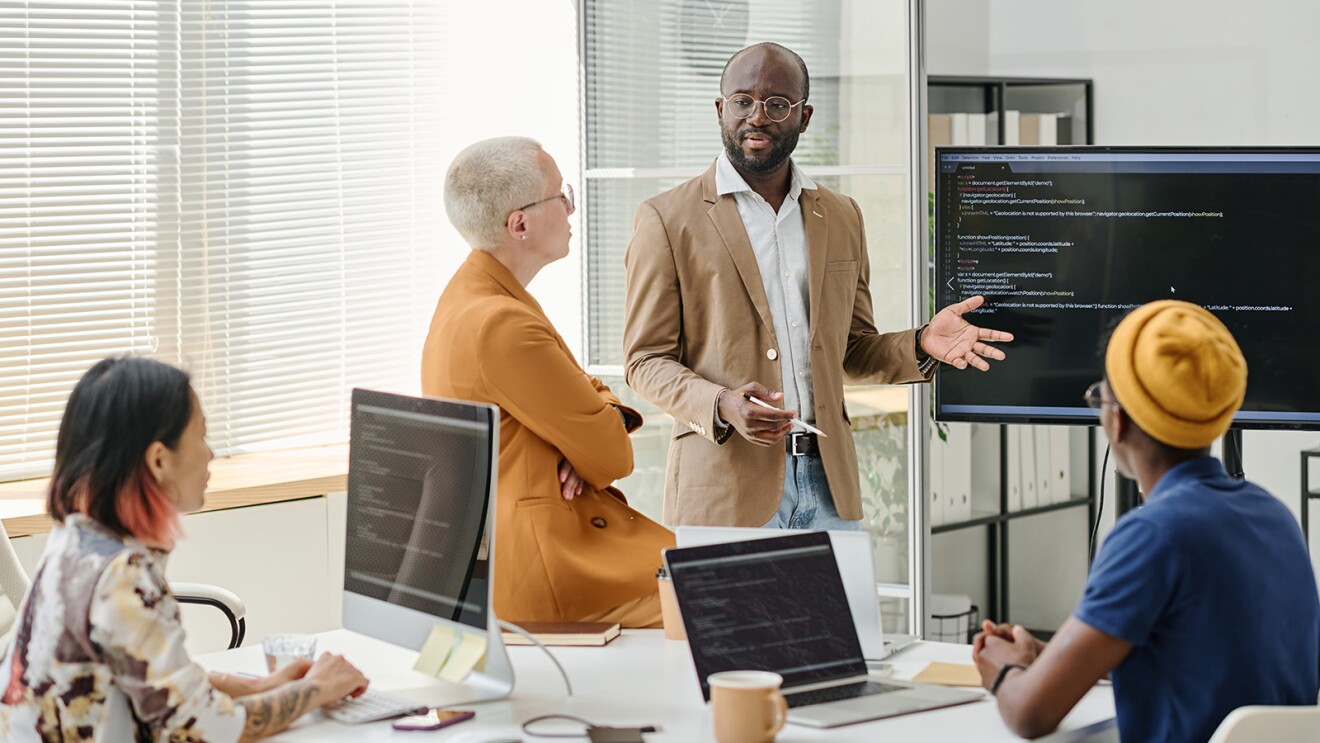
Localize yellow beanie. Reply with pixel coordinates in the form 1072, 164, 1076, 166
1104, 300, 1246, 449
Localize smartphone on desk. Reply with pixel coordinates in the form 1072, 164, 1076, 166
392, 709, 475, 731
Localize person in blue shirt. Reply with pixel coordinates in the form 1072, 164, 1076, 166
972, 299, 1320, 742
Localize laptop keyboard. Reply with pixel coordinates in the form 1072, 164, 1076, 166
321, 689, 428, 724
785, 680, 909, 709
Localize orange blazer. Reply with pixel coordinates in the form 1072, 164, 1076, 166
422, 250, 674, 622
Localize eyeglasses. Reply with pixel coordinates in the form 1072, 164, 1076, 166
1083, 381, 1121, 411
721, 94, 806, 123
516, 183, 575, 215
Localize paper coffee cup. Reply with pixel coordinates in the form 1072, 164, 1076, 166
709, 671, 788, 743
657, 575, 685, 641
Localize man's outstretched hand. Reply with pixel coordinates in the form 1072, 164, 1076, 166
923, 295, 1014, 371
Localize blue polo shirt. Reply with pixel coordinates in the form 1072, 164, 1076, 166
1075, 457, 1320, 743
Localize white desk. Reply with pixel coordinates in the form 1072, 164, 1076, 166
198, 629, 1116, 742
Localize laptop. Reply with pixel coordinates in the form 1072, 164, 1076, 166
675, 526, 916, 660
663, 531, 982, 728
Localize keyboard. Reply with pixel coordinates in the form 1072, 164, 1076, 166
321, 688, 428, 724
784, 680, 908, 709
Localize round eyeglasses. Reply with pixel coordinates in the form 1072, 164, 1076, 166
1083, 381, 1121, 411
516, 182, 575, 215
721, 94, 806, 123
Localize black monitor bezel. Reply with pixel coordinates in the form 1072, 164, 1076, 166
934, 145, 1320, 430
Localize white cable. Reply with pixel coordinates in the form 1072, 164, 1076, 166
496, 619, 574, 696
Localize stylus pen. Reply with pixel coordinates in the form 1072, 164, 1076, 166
743, 394, 829, 438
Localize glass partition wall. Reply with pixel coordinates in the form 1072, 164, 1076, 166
580, 0, 927, 633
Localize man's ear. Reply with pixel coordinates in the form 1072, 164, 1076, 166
1113, 407, 1132, 443
799, 103, 814, 133
506, 210, 528, 242
143, 440, 169, 488
714, 97, 725, 122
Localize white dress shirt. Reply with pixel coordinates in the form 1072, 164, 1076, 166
715, 151, 818, 423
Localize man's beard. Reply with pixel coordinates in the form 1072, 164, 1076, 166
721, 124, 800, 175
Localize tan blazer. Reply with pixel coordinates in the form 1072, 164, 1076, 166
422, 250, 674, 623
624, 163, 928, 526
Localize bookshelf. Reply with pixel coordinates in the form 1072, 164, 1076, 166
928, 75, 1093, 146
926, 75, 1097, 632
1300, 446, 1320, 545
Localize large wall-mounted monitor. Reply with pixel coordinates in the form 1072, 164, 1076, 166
934, 146, 1320, 429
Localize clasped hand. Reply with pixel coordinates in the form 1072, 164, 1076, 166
971, 619, 1046, 691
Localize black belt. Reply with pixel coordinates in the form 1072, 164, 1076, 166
786, 431, 820, 457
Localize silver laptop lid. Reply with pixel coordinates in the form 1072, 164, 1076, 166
664, 531, 867, 701
675, 526, 886, 659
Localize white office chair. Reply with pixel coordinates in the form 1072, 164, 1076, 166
1208, 705, 1320, 743
0, 518, 247, 650
0, 518, 27, 646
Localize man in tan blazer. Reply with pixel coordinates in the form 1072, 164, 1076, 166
624, 43, 1012, 528
425, 137, 673, 627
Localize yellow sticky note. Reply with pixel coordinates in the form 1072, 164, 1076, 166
413, 625, 458, 676
438, 632, 488, 683
913, 661, 983, 688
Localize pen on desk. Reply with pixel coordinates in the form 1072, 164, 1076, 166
742, 394, 829, 438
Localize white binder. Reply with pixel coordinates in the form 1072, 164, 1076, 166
929, 428, 946, 527
1020, 426, 1039, 510
1034, 425, 1053, 506
1006, 425, 1023, 512
967, 113, 987, 146
1003, 110, 1021, 145
950, 112, 969, 145
1038, 113, 1059, 146
944, 423, 973, 524
970, 423, 999, 520
1049, 426, 1072, 503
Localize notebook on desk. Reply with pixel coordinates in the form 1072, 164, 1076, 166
664, 532, 982, 728
501, 621, 620, 646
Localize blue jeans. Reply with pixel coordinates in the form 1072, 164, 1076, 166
761, 453, 861, 531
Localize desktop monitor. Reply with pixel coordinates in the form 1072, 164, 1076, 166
342, 388, 513, 702
934, 146, 1320, 429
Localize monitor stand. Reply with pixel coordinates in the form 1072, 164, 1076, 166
341, 591, 515, 707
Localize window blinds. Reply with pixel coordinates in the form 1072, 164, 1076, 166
0, 2, 177, 480
176, 1, 443, 453
0, 1, 443, 481
582, 0, 841, 369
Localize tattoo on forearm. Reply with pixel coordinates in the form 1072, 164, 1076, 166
241, 681, 321, 738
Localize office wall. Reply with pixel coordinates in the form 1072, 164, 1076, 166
923, 1, 988, 76
436, 2, 584, 356
927, 0, 1320, 618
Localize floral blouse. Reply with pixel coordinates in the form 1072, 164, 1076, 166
0, 515, 245, 742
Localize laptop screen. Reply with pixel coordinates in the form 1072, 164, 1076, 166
664, 531, 867, 700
